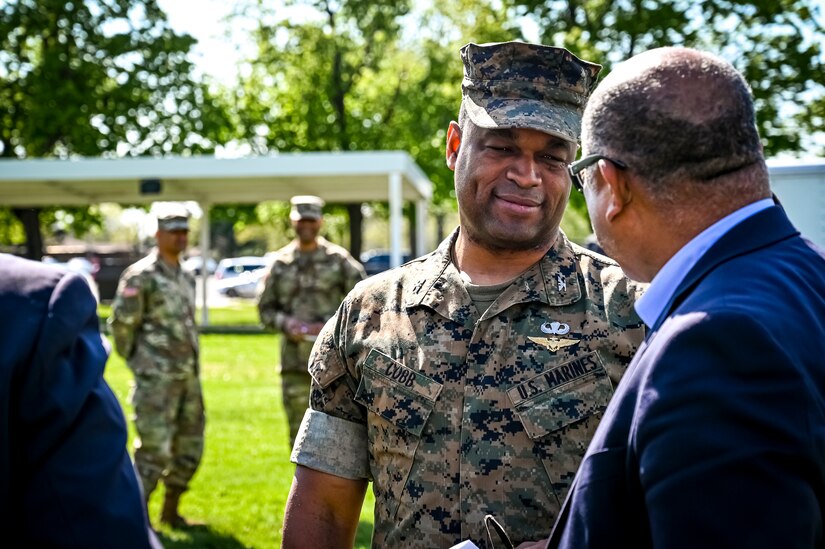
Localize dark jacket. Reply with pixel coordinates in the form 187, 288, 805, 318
0, 254, 155, 547
548, 206, 825, 548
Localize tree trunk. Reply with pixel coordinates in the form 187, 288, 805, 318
435, 211, 446, 244
12, 208, 44, 260
347, 203, 363, 259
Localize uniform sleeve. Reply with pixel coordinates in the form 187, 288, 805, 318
291, 301, 370, 480
20, 272, 155, 547
108, 270, 144, 359
257, 262, 288, 331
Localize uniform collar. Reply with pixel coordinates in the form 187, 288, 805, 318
635, 198, 773, 328
288, 235, 328, 254
405, 228, 583, 326
150, 249, 182, 277
647, 203, 797, 333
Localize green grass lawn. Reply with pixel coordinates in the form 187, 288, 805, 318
104, 318, 375, 547
99, 300, 263, 327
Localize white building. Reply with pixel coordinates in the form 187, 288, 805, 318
768, 159, 825, 248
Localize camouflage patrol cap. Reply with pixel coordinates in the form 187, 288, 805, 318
460, 41, 602, 143
290, 195, 325, 221
156, 204, 190, 231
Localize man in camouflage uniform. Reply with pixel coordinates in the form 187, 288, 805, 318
281, 42, 646, 548
258, 195, 366, 448
109, 206, 205, 529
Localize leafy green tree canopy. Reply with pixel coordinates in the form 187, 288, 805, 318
507, 0, 825, 157
0, 0, 232, 255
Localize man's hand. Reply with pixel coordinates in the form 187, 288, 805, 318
305, 322, 325, 336
284, 317, 309, 342
285, 318, 325, 341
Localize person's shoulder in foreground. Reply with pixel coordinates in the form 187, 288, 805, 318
545, 45, 825, 549
0, 253, 157, 547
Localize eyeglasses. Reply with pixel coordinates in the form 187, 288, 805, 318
568, 154, 628, 192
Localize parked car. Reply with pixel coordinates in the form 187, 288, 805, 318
360, 249, 412, 277
213, 256, 268, 280
183, 255, 217, 276
215, 267, 268, 298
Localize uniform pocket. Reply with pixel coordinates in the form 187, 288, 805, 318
507, 352, 615, 506
508, 352, 613, 439
354, 349, 441, 437
354, 349, 443, 531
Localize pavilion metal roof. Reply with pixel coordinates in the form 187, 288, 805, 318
0, 151, 432, 206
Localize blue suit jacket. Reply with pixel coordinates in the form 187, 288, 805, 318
0, 254, 155, 547
548, 206, 825, 548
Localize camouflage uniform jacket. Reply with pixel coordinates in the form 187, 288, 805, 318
292, 228, 646, 548
258, 236, 365, 372
109, 250, 198, 379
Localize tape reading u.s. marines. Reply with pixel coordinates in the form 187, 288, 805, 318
509, 352, 603, 405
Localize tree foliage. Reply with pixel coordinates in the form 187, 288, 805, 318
0, 0, 232, 255
4, 0, 821, 255
507, 0, 825, 157
229, 0, 609, 243
231, 0, 530, 210
229, 0, 823, 246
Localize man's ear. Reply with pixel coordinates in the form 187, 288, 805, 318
599, 160, 633, 223
446, 121, 461, 171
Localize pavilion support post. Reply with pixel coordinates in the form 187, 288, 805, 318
346, 203, 363, 258
389, 172, 403, 269
199, 203, 211, 326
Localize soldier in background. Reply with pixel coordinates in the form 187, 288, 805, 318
109, 205, 205, 529
281, 42, 646, 547
257, 195, 366, 448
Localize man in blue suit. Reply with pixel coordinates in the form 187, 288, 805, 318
543, 47, 825, 548
0, 253, 158, 547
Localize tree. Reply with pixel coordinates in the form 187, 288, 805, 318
228, 0, 541, 252
0, 0, 232, 258
506, 0, 825, 157
228, 0, 418, 256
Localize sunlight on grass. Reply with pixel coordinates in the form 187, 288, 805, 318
99, 301, 262, 327
105, 332, 375, 548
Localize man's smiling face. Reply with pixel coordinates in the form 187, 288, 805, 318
448, 119, 576, 252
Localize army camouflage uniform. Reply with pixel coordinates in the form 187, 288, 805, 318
292, 229, 646, 547
109, 250, 204, 498
258, 236, 365, 446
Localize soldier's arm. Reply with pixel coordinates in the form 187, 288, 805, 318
282, 466, 367, 549
257, 263, 288, 331
287, 303, 371, 546
108, 271, 144, 359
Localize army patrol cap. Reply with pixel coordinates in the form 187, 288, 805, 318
290, 195, 325, 221
156, 204, 190, 231
460, 41, 602, 143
